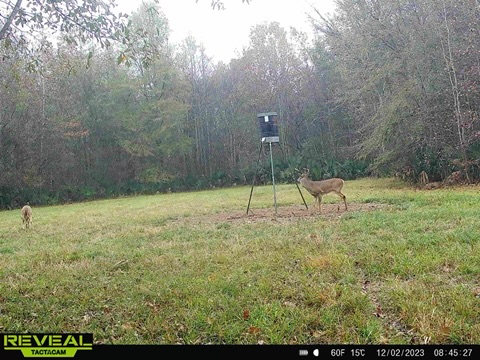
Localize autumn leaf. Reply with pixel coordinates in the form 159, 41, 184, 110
122, 322, 134, 330
117, 53, 128, 65
439, 322, 452, 336
473, 288, 480, 298
243, 309, 250, 320
145, 301, 161, 312
374, 306, 385, 318
248, 326, 261, 334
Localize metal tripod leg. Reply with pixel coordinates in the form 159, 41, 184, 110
277, 143, 309, 210
246, 141, 263, 214
295, 177, 309, 210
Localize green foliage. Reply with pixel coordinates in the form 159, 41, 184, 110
297, 158, 370, 181
137, 167, 174, 184
0, 0, 129, 65
2, 0, 480, 214
465, 142, 480, 179
312, 0, 480, 184
409, 147, 453, 182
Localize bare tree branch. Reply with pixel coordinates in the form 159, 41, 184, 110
0, 0, 23, 40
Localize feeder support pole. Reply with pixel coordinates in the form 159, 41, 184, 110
269, 141, 278, 216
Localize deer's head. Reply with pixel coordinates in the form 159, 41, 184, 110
296, 168, 310, 183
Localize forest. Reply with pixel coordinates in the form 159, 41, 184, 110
0, 0, 479, 208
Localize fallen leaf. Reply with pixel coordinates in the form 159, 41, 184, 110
122, 323, 134, 330
248, 326, 261, 334
374, 306, 385, 318
145, 302, 160, 312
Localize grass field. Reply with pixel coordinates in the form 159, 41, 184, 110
0, 178, 479, 345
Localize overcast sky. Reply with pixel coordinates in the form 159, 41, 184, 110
114, 0, 337, 63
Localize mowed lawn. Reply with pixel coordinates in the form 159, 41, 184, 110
0, 178, 479, 344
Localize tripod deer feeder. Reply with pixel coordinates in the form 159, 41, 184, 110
246, 112, 308, 215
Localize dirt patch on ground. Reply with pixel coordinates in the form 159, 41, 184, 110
189, 203, 389, 225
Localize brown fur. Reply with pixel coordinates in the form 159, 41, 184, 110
21, 205, 33, 229
297, 169, 347, 213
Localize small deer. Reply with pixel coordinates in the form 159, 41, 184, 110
21, 205, 33, 229
297, 169, 347, 213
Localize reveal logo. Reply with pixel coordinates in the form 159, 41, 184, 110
3, 333, 93, 358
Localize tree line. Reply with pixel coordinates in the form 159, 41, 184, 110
0, 0, 478, 209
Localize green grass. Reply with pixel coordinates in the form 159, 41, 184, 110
0, 178, 479, 344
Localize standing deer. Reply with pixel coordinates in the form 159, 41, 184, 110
297, 169, 347, 213
21, 205, 33, 229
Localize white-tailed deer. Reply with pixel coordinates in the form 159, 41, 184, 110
21, 205, 33, 229
297, 169, 347, 213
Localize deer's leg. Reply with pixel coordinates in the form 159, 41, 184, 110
334, 191, 347, 211
317, 195, 323, 213
342, 192, 348, 210
341, 192, 347, 210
